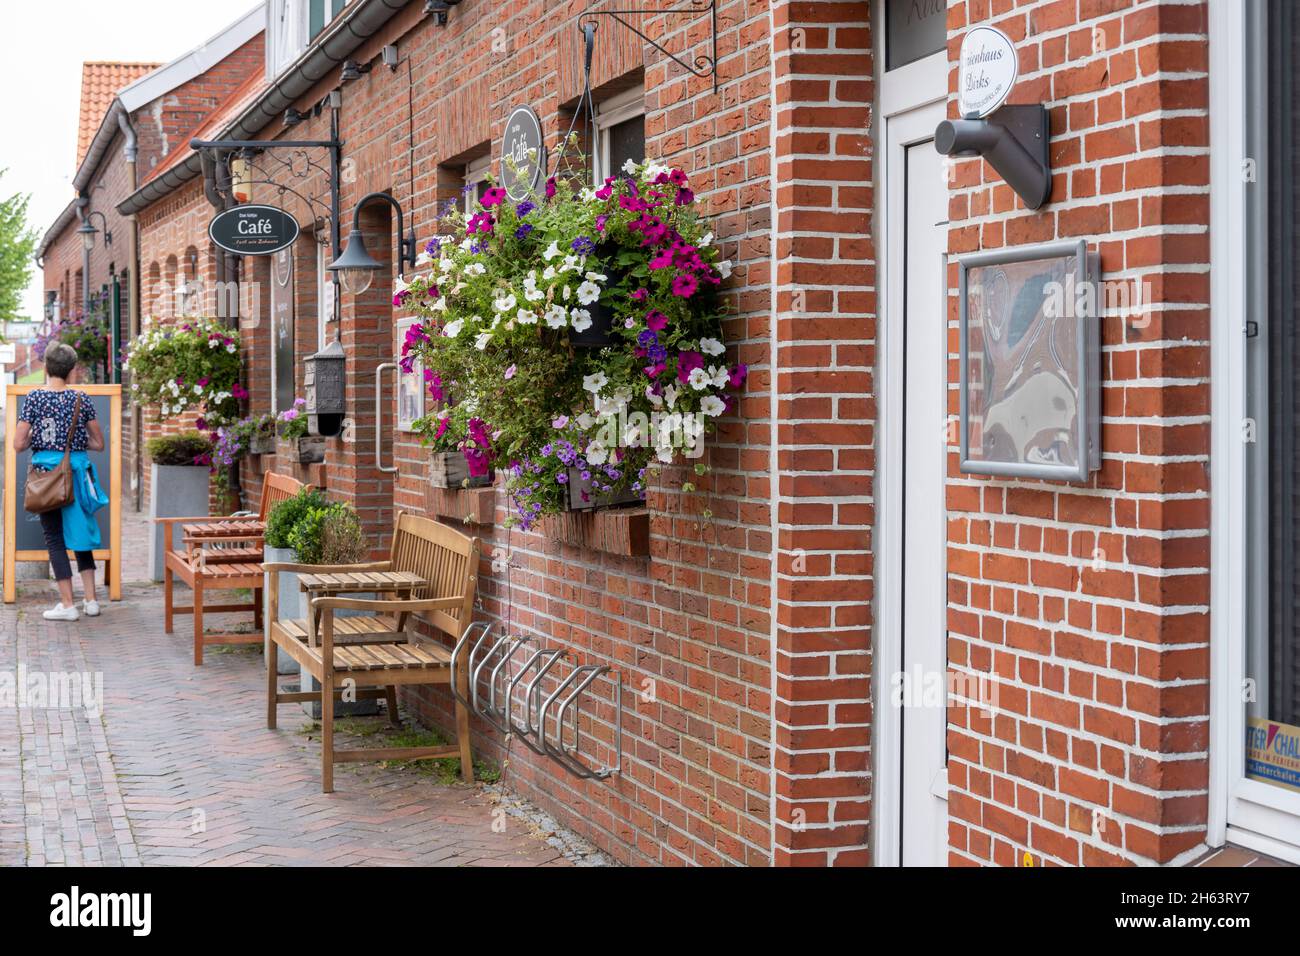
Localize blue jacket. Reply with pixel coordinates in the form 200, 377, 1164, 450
31, 450, 108, 551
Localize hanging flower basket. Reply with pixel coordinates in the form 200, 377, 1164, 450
430, 450, 493, 489
249, 432, 276, 456
401, 148, 746, 532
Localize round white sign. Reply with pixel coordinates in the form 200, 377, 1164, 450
958, 26, 1018, 119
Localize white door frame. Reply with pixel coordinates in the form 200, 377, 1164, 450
1208, 0, 1300, 865
872, 43, 948, 867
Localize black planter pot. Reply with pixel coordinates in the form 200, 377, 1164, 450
570, 299, 616, 348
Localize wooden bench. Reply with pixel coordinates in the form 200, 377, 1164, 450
266, 512, 480, 792
159, 472, 307, 665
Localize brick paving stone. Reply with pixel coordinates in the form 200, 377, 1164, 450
0, 505, 597, 867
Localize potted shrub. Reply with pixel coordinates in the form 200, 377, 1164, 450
263, 486, 326, 674
287, 500, 377, 716
401, 150, 745, 532
276, 397, 325, 464
146, 431, 215, 582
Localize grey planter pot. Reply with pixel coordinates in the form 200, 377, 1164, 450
149, 463, 211, 582
263, 545, 301, 675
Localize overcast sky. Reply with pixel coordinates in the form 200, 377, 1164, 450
2, 0, 261, 322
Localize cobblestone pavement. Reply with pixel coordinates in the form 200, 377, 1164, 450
0, 505, 587, 867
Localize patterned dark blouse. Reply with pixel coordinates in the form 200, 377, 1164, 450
18, 389, 97, 453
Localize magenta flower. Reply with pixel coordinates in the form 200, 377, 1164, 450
631, 288, 649, 302
728, 364, 748, 389
481, 186, 507, 208
467, 211, 495, 235
671, 273, 699, 298
676, 351, 704, 383
646, 310, 668, 332
545, 178, 557, 200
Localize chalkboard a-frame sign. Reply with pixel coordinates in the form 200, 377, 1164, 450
208, 204, 300, 256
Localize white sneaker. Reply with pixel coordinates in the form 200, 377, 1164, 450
43, 603, 80, 621
83, 600, 101, 617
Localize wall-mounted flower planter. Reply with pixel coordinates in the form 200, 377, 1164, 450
429, 450, 492, 489
249, 433, 276, 456
148, 463, 211, 582
569, 301, 616, 348
278, 436, 325, 464
540, 507, 649, 557
564, 466, 644, 512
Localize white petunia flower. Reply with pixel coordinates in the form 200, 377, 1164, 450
710, 365, 729, 388
646, 386, 663, 408
576, 412, 595, 430
464, 262, 485, 276
516, 308, 538, 325
656, 444, 675, 463
585, 441, 608, 465
582, 372, 607, 394
544, 304, 567, 328
443, 318, 464, 338
699, 232, 714, 248
700, 395, 726, 417
576, 281, 600, 305
494, 293, 517, 313
542, 241, 561, 261
475, 332, 492, 350
717, 259, 733, 279
688, 367, 711, 391
699, 337, 725, 357
622, 157, 640, 175
570, 308, 592, 333
394, 275, 410, 294
664, 384, 679, 409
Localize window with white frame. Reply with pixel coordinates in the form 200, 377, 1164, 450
595, 87, 646, 182
464, 154, 492, 214
395, 317, 424, 432
267, 0, 351, 79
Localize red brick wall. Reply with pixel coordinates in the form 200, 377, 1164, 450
943, 0, 1211, 866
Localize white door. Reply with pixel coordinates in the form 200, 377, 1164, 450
900, 110, 949, 867
875, 69, 949, 866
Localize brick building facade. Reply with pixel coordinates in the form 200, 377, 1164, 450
106, 0, 1300, 867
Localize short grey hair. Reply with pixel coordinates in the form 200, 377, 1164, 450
44, 342, 79, 380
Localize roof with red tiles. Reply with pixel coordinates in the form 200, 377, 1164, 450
76, 61, 160, 169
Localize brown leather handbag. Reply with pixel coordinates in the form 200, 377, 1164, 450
23, 393, 83, 514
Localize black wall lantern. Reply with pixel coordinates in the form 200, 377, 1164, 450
77, 210, 111, 251
327, 191, 417, 295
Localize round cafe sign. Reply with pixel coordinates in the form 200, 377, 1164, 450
958, 25, 1018, 119
500, 105, 545, 201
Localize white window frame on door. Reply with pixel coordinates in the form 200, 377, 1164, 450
594, 87, 645, 182
1208, 0, 1300, 865
872, 41, 948, 867
464, 155, 492, 215
315, 239, 332, 349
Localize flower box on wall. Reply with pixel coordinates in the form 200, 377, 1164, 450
249, 433, 276, 456
278, 436, 325, 464
564, 466, 644, 512
429, 450, 492, 489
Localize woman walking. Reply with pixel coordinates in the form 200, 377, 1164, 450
10, 342, 107, 621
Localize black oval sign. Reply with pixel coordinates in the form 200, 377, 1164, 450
208, 204, 301, 256
501, 105, 545, 201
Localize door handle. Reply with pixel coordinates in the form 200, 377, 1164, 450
375, 362, 398, 474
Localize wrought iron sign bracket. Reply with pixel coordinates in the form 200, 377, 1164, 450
579, 0, 718, 93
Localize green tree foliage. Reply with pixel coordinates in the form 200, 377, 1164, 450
0, 169, 38, 324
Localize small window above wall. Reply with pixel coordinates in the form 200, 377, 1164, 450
886, 0, 947, 71
464, 155, 492, 215
595, 87, 646, 182
268, 0, 351, 78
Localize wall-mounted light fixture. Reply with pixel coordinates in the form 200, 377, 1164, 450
381, 44, 399, 71
283, 107, 307, 128
327, 191, 417, 296
77, 210, 112, 251
424, 0, 463, 28
340, 58, 371, 82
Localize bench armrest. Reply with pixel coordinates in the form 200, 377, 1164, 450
263, 561, 392, 574
312, 595, 463, 613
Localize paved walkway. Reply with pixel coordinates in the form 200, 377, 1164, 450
0, 505, 580, 867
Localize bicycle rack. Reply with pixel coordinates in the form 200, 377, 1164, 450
450, 621, 622, 779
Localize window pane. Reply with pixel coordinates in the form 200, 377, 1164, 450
1248, 0, 1300, 796
309, 0, 325, 40
886, 0, 946, 71
607, 115, 645, 177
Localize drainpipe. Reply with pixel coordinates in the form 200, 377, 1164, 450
118, 108, 144, 512
76, 195, 90, 313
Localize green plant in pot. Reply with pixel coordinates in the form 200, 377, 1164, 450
263, 486, 326, 675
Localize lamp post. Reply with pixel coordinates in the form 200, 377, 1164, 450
77, 209, 112, 317
326, 191, 417, 296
